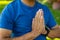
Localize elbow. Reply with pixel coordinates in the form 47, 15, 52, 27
0, 36, 11, 40
0, 34, 5, 40
0, 33, 4, 40
0, 37, 5, 40
0, 29, 12, 40
0, 34, 11, 40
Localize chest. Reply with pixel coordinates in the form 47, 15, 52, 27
14, 9, 49, 31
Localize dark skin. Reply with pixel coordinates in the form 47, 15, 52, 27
0, 0, 60, 40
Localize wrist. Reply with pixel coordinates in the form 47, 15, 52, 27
22, 32, 36, 40
30, 31, 39, 39
43, 28, 50, 36
42, 30, 47, 35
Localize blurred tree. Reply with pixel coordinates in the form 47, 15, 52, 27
47, 0, 60, 10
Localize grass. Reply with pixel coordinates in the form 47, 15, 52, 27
0, 5, 6, 13
0, 1, 12, 13
0, 1, 12, 4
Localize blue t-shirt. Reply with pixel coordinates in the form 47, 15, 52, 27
0, 0, 56, 40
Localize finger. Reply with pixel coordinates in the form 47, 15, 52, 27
35, 9, 44, 27
32, 18, 35, 27
40, 9, 44, 20
35, 9, 40, 18
32, 18, 37, 28
35, 9, 42, 23
33, 18, 39, 30
39, 9, 45, 30
39, 9, 44, 24
35, 9, 41, 20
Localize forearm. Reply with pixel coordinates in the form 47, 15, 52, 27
13, 30, 42, 40
48, 28, 60, 38
12, 32, 35, 40
0, 35, 12, 40
1, 32, 40, 40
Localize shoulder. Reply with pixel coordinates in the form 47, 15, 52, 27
1, 1, 18, 19
36, 2, 51, 16
5, 0, 19, 9
2, 0, 19, 14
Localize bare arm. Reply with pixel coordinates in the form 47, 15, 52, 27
47, 25, 60, 38
0, 28, 37, 40
0, 9, 44, 40
0, 28, 12, 40
12, 31, 37, 40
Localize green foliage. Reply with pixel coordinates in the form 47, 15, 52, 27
0, 5, 6, 13
0, 0, 12, 1
44, 3, 60, 25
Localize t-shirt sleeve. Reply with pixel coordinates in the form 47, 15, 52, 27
46, 7, 57, 29
0, 4, 13, 30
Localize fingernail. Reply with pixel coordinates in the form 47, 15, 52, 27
39, 9, 43, 12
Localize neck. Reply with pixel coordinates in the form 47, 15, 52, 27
21, 0, 35, 7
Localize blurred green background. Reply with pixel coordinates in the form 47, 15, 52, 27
0, 0, 60, 40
